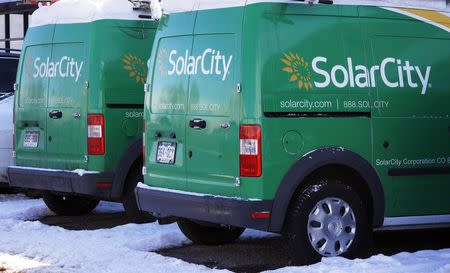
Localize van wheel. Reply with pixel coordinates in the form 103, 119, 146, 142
42, 193, 99, 216
122, 166, 156, 224
177, 219, 245, 245
284, 180, 371, 265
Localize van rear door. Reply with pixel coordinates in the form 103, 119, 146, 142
15, 26, 54, 168
185, 7, 243, 196
147, 7, 196, 190
46, 42, 88, 170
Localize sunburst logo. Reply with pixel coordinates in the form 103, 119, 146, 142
281, 51, 313, 91
123, 54, 147, 84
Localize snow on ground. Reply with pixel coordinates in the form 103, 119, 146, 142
0, 194, 223, 273
0, 194, 449, 273
267, 251, 450, 273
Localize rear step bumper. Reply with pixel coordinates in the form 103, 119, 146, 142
135, 184, 273, 231
8, 166, 114, 199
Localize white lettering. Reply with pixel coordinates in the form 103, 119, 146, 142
312, 57, 330, 88
167, 48, 233, 81
307, 56, 431, 95
331, 65, 349, 88
415, 66, 431, 95
355, 65, 370, 88
381, 57, 398, 88
31, 56, 83, 82
33, 57, 40, 78
168, 50, 177, 75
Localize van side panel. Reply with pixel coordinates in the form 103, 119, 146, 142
241, 4, 374, 202
88, 20, 157, 174
360, 7, 450, 216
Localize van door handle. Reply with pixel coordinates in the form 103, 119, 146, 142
189, 119, 206, 130
49, 110, 63, 119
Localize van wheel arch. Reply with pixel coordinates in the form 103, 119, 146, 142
111, 138, 143, 199
269, 147, 385, 232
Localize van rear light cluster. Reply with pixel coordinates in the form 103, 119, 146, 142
239, 125, 262, 177
88, 114, 105, 155
251, 211, 271, 220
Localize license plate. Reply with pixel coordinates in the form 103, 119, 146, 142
156, 141, 177, 164
23, 131, 40, 148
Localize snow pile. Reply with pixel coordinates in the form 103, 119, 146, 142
267, 251, 450, 273
0, 195, 449, 273
0, 194, 52, 221
0, 195, 224, 273
0, 253, 50, 272
30, 0, 146, 27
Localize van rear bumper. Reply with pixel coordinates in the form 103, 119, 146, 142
135, 184, 273, 231
8, 166, 114, 199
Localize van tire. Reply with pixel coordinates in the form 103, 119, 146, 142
284, 179, 372, 265
42, 193, 100, 216
122, 166, 156, 224
177, 219, 245, 245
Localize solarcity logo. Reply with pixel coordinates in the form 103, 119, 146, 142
123, 54, 147, 84
33, 56, 84, 82
281, 52, 314, 91
281, 52, 432, 95
167, 48, 233, 81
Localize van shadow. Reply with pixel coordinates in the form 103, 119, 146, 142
157, 228, 450, 273
39, 212, 131, 231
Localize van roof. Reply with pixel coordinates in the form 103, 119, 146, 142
30, 0, 151, 28
163, 0, 450, 13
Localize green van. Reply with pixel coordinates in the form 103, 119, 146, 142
8, 1, 159, 220
136, 0, 450, 264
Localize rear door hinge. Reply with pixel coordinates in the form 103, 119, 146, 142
84, 81, 89, 89
235, 177, 241, 187
236, 83, 242, 93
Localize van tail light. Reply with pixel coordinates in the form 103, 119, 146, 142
251, 211, 271, 220
88, 114, 105, 155
240, 125, 262, 177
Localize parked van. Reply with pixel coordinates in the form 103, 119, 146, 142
8, 0, 160, 220
0, 94, 14, 189
135, 0, 450, 264
0, 51, 19, 189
